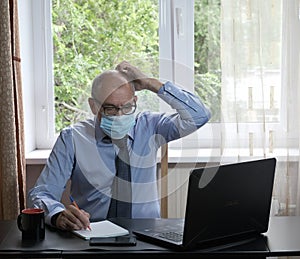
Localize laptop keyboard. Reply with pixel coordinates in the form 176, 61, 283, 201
158, 231, 183, 242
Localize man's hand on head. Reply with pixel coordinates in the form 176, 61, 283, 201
115, 61, 163, 93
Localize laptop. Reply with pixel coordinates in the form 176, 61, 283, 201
133, 157, 276, 251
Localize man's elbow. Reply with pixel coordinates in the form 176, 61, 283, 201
195, 107, 211, 127
205, 108, 212, 122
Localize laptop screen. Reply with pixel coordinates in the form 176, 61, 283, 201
183, 158, 276, 247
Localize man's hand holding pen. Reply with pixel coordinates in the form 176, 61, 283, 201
55, 203, 91, 231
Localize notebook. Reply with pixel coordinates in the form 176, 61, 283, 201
73, 220, 129, 240
133, 157, 276, 251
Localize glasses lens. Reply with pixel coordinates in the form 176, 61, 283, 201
122, 104, 136, 115
104, 107, 118, 116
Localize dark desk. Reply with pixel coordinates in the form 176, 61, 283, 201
0, 217, 299, 258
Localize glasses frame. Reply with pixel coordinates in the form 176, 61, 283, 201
93, 97, 137, 116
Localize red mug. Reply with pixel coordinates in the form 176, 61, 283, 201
17, 208, 45, 241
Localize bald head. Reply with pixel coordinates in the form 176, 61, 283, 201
91, 70, 134, 105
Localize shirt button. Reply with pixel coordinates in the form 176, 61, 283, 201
167, 87, 171, 91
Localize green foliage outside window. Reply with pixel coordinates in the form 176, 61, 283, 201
194, 0, 221, 122
52, 0, 221, 132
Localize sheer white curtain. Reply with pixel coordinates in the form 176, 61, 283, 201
221, 0, 300, 216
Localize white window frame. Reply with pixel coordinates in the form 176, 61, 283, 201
20, 0, 56, 152
32, 0, 56, 149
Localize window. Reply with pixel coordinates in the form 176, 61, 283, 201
20, 0, 289, 155
21, 0, 198, 151
50, 0, 212, 149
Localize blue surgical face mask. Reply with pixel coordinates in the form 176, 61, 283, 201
100, 113, 136, 139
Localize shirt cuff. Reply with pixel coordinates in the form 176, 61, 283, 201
50, 212, 62, 227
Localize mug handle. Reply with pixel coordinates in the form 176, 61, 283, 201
17, 214, 23, 231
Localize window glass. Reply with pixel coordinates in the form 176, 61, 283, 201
52, 0, 159, 132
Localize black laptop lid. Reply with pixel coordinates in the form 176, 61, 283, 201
183, 157, 276, 248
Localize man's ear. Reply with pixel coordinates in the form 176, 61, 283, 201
88, 97, 98, 115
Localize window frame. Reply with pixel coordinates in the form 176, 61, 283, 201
33, 0, 56, 149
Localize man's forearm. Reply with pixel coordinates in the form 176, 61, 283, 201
144, 78, 163, 93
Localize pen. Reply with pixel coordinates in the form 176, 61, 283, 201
69, 195, 92, 231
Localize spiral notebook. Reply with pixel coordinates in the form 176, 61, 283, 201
73, 220, 129, 240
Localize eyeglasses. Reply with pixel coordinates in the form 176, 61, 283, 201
93, 98, 137, 116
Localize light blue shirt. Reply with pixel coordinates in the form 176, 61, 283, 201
28, 81, 211, 226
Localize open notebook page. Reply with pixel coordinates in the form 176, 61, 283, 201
72, 220, 129, 240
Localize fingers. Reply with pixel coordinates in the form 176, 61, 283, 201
56, 206, 90, 231
56, 211, 77, 231
115, 60, 130, 71
115, 61, 145, 79
115, 61, 148, 91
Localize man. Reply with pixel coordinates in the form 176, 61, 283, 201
28, 61, 211, 231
